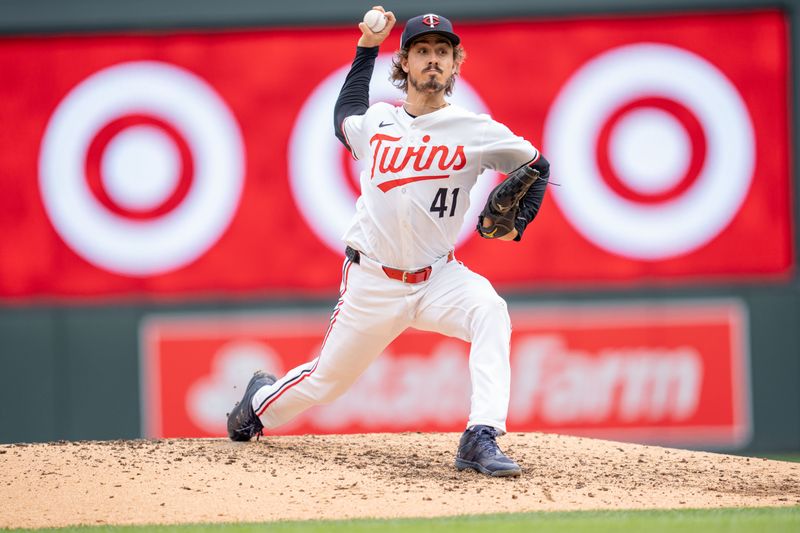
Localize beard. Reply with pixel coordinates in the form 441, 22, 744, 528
409, 71, 452, 94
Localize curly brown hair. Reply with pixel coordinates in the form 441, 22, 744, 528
389, 43, 466, 96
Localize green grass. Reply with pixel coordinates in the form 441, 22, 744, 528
758, 454, 800, 463
6, 507, 800, 533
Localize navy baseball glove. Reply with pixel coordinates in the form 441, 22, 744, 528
476, 165, 540, 239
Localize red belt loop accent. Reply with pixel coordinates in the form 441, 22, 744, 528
381, 251, 455, 284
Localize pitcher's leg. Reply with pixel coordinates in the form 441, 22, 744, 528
253, 321, 402, 429
413, 261, 512, 432
464, 293, 512, 432
251, 262, 408, 430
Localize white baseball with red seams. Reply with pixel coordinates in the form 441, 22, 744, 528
251, 100, 538, 433
363, 9, 387, 33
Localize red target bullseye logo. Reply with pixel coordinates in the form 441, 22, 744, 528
85, 114, 193, 220
544, 44, 755, 260
596, 97, 705, 205
39, 61, 245, 276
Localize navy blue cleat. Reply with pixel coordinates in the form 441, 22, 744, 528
227, 370, 277, 442
455, 425, 521, 477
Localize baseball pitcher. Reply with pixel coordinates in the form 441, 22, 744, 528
228, 6, 550, 477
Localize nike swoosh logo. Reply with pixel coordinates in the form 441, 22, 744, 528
379, 121, 394, 128
377, 174, 449, 192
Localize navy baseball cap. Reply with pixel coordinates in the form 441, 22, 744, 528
400, 13, 461, 49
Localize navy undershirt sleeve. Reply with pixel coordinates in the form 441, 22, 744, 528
334, 46, 379, 150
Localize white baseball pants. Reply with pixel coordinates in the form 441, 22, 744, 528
251, 251, 513, 432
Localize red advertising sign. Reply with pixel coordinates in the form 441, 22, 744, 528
0, 10, 791, 298
141, 301, 751, 448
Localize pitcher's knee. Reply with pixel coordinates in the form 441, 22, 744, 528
471, 296, 512, 335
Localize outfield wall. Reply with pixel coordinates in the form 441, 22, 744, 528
0, 0, 797, 453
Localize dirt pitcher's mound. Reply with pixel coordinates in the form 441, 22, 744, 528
1, 432, 798, 529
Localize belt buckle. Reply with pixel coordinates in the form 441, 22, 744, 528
402, 271, 409, 283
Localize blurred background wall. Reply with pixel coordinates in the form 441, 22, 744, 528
0, 0, 797, 454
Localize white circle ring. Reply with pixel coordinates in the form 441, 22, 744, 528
544, 43, 755, 259
39, 61, 245, 276
288, 54, 499, 253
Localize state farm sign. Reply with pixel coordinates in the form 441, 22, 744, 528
141, 300, 750, 448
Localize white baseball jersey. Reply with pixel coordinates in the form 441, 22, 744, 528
342, 102, 538, 269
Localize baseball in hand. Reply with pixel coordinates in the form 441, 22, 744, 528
363, 9, 387, 33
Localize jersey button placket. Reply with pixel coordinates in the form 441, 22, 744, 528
399, 190, 412, 265
397, 133, 414, 266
